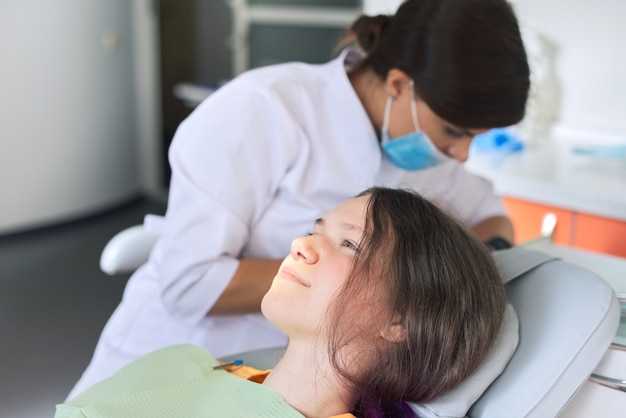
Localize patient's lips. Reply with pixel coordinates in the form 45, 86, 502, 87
277, 266, 310, 287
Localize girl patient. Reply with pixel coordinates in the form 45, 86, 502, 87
56, 187, 506, 418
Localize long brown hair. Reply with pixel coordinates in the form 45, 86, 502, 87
325, 187, 506, 416
343, 0, 530, 129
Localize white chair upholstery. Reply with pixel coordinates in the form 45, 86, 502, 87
99, 214, 164, 275
469, 248, 620, 417
99, 225, 620, 416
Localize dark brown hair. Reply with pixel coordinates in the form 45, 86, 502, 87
346, 0, 530, 129
326, 187, 506, 415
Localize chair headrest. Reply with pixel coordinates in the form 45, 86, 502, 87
410, 303, 519, 418
411, 247, 619, 418
470, 248, 620, 417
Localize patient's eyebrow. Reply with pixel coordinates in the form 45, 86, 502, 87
314, 217, 363, 234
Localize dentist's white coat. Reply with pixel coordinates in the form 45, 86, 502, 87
69, 50, 505, 398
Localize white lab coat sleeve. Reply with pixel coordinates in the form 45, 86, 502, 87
151, 79, 299, 323
456, 168, 508, 227
426, 162, 508, 228
468, 187, 508, 227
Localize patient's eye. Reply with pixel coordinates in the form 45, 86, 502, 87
341, 239, 359, 252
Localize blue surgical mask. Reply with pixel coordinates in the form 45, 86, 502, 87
381, 84, 448, 171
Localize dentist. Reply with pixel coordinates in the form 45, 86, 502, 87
68, 0, 529, 398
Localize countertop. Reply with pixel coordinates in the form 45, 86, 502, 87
465, 139, 626, 222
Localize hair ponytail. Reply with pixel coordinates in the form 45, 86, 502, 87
350, 14, 390, 55
335, 14, 389, 57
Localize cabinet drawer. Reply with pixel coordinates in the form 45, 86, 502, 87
502, 197, 573, 245
573, 213, 626, 258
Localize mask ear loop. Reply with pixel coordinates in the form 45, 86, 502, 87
409, 80, 447, 160
409, 80, 421, 131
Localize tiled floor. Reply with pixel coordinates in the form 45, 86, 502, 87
0, 197, 166, 418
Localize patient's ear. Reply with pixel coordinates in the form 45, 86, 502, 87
380, 319, 407, 343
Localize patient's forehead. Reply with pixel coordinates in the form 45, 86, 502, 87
323, 195, 370, 227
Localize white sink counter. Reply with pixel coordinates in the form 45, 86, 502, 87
465, 139, 626, 222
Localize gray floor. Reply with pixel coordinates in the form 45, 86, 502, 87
0, 197, 166, 418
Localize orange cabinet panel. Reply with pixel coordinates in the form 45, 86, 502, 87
573, 213, 626, 258
502, 197, 573, 245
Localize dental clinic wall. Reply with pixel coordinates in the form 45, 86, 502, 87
365, 0, 626, 143
0, 0, 160, 235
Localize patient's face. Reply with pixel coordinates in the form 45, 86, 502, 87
261, 195, 369, 340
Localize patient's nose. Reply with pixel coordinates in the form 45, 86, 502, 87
291, 236, 319, 264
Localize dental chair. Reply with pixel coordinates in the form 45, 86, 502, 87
99, 217, 621, 417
